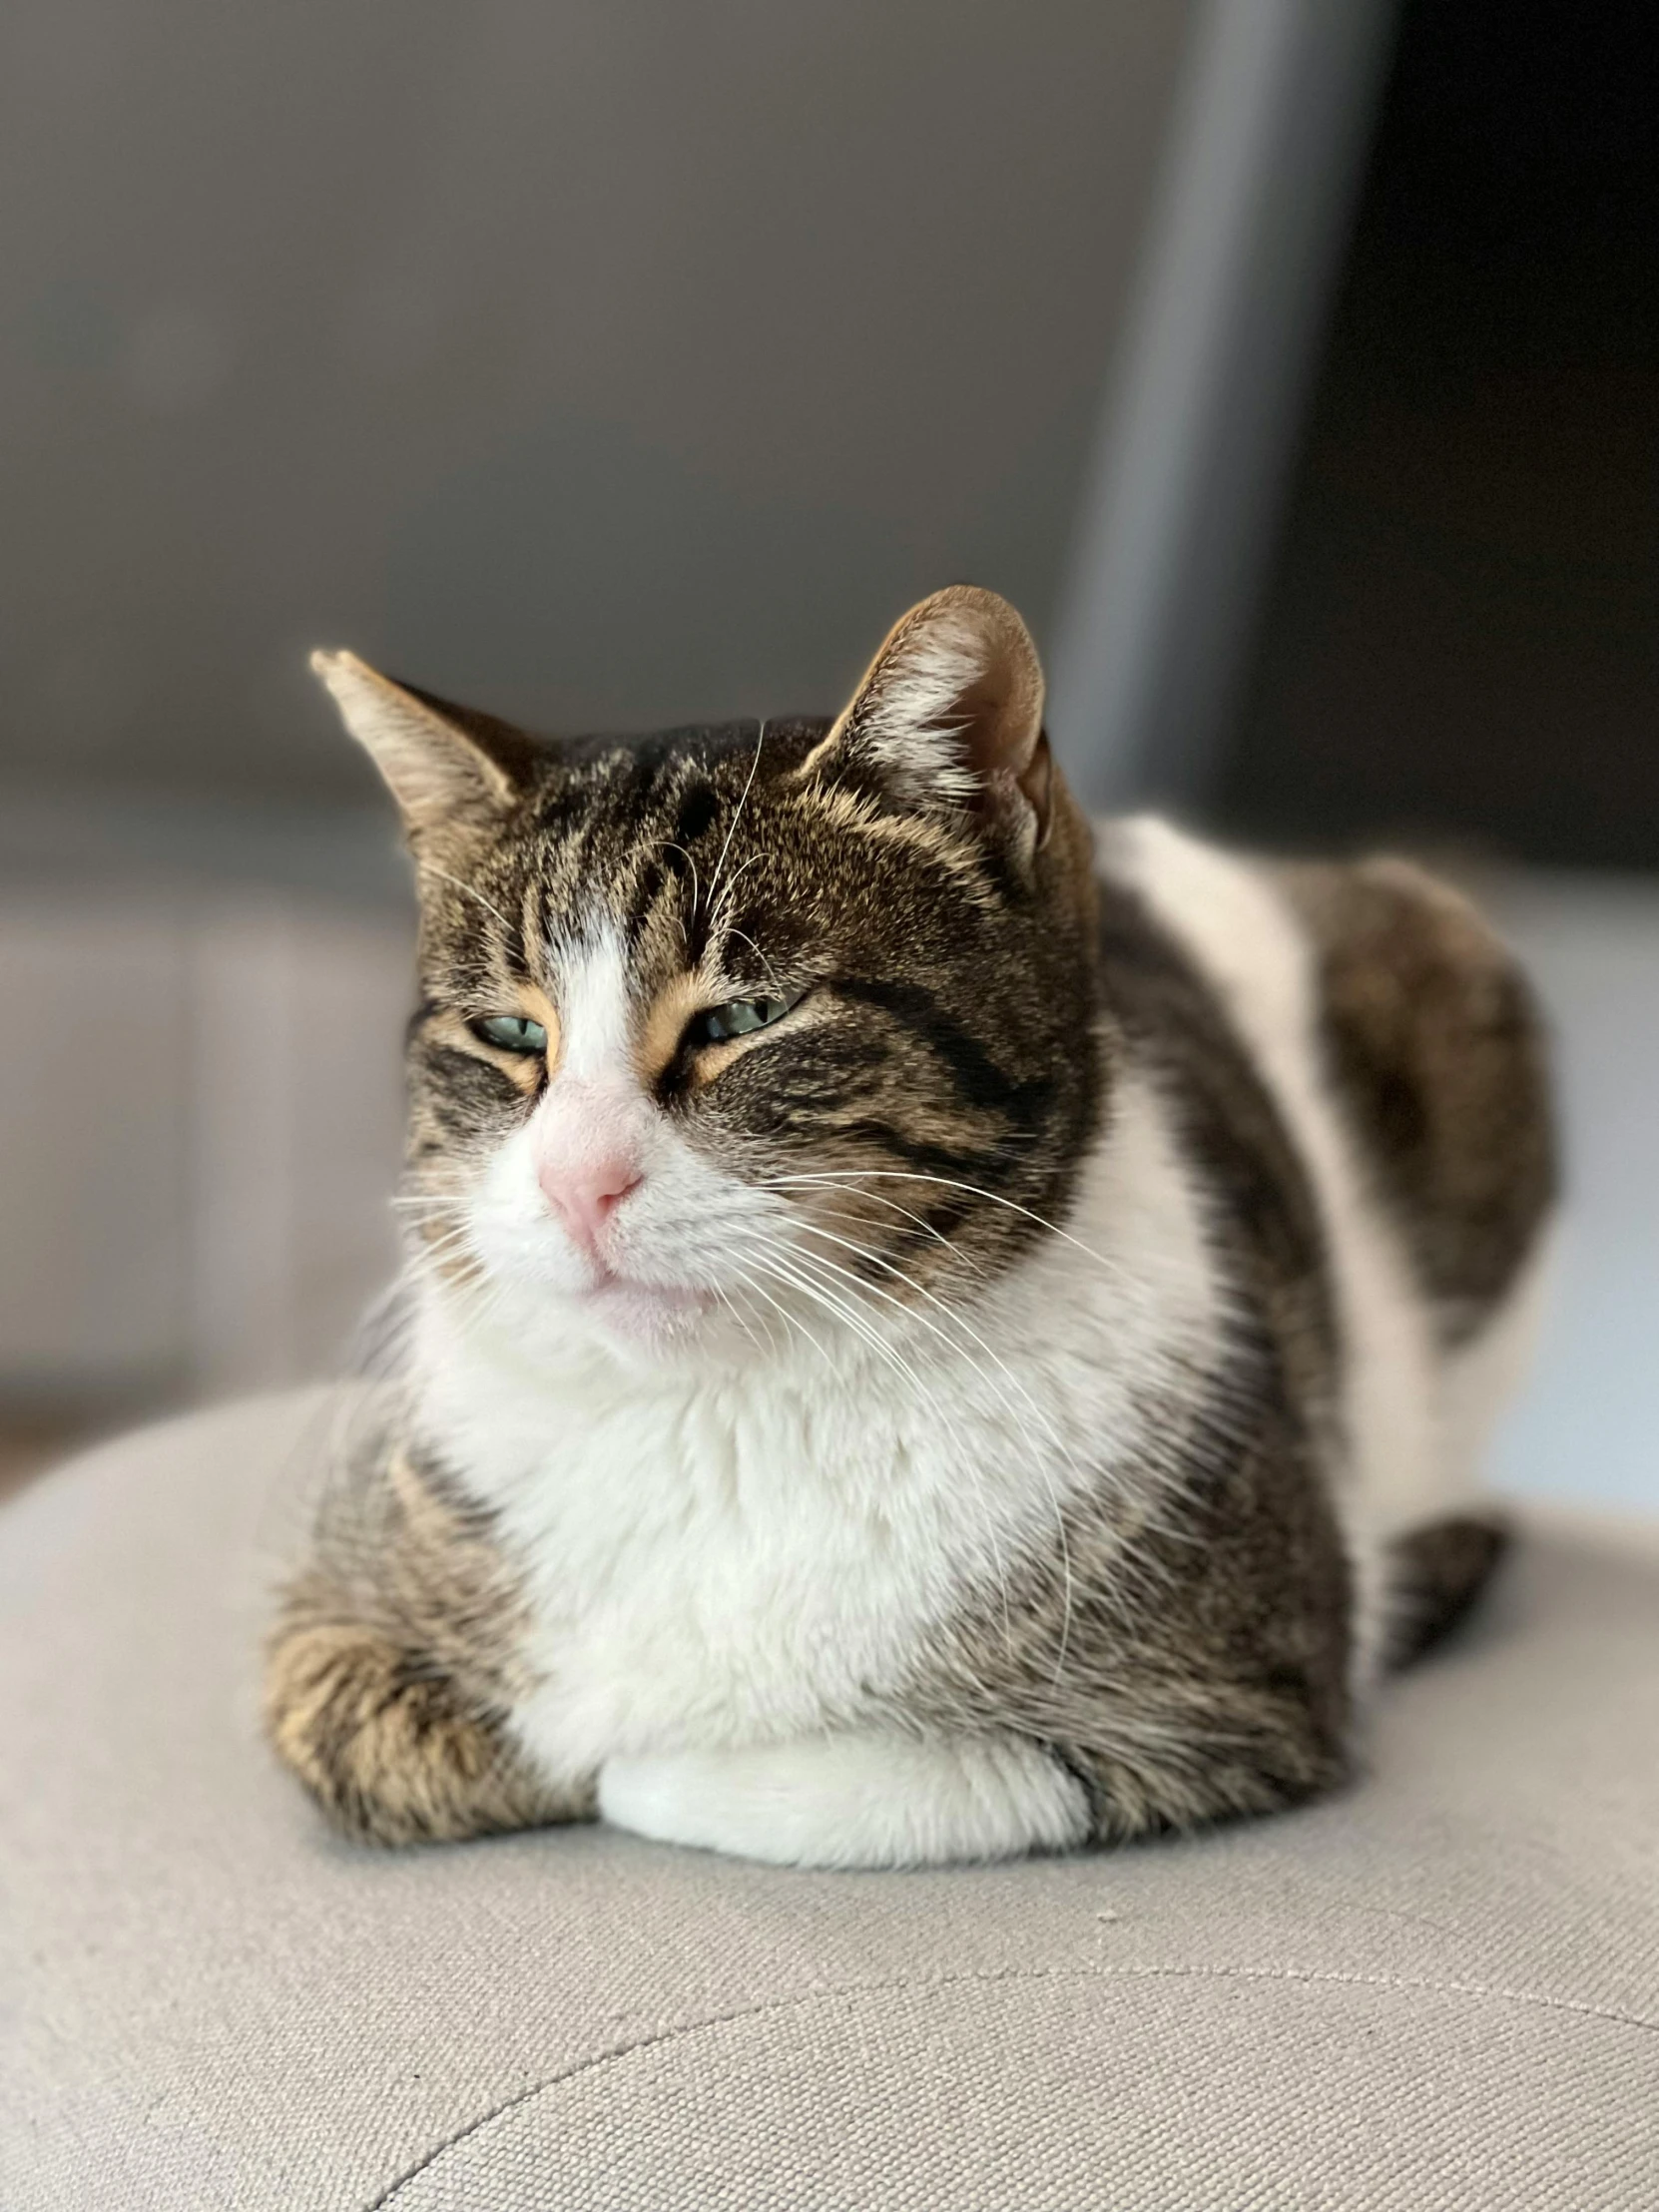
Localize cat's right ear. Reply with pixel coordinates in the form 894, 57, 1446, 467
800, 587, 1053, 854
309, 651, 535, 836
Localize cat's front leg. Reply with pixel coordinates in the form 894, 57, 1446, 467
265, 1622, 591, 1846
597, 1730, 1089, 1868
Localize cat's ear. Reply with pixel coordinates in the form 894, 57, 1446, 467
309, 651, 535, 836
806, 586, 1053, 845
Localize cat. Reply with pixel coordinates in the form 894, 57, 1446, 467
265, 584, 1555, 1869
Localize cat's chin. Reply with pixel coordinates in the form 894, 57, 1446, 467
436, 1260, 743, 1375
573, 1273, 719, 1356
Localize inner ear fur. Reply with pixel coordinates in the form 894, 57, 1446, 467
810, 585, 1053, 840
310, 650, 538, 837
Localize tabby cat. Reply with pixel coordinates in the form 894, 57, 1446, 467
265, 586, 1555, 1868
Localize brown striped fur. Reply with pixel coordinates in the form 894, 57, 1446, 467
1280, 857, 1556, 1347
266, 1424, 577, 1843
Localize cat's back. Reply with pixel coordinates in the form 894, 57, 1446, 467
1276, 851, 1556, 1351
1095, 817, 1555, 1530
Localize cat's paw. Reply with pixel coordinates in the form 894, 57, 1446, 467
598, 1732, 1089, 1869
264, 1623, 579, 1845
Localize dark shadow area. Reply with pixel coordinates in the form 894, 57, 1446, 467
1217, 0, 1659, 868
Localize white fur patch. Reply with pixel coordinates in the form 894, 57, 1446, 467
599, 1731, 1089, 1869
551, 924, 633, 1081
856, 610, 986, 806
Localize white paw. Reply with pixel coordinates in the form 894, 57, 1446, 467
598, 1732, 1089, 1869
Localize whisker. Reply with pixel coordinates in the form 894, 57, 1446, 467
793, 1200, 1205, 1591
759, 1169, 1130, 1286
402, 1221, 476, 1254
727, 1274, 786, 1362
723, 925, 784, 996
786, 1195, 994, 1300
707, 719, 767, 903
711, 1279, 767, 1359
751, 1240, 1019, 1653
724, 1255, 834, 1373
416, 862, 515, 937
769, 1226, 1103, 1668
802, 1216, 1190, 1614
658, 839, 702, 921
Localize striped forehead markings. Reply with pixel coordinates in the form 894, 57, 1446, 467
673, 778, 720, 848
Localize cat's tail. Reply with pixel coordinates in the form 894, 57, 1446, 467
1383, 1512, 1511, 1669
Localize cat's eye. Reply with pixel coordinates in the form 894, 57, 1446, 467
472, 1013, 549, 1055
688, 994, 797, 1048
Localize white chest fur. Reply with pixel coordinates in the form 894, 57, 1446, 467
411, 1069, 1221, 1787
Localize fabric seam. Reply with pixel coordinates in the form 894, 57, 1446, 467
367, 1956, 1659, 2207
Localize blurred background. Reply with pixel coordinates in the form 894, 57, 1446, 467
1, 0, 1654, 1507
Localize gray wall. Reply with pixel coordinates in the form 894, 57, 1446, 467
1, 0, 1196, 806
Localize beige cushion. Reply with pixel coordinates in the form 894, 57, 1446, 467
2, 1396, 1657, 2209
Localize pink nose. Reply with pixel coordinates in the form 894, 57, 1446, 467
538, 1155, 642, 1255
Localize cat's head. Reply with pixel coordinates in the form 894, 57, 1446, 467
316, 587, 1104, 1367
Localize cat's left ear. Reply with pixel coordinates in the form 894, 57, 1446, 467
805, 586, 1053, 850
310, 650, 537, 837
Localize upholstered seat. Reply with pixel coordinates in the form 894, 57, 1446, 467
3, 1395, 1656, 2209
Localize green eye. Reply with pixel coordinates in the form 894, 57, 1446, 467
690, 995, 796, 1047
473, 1014, 548, 1055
